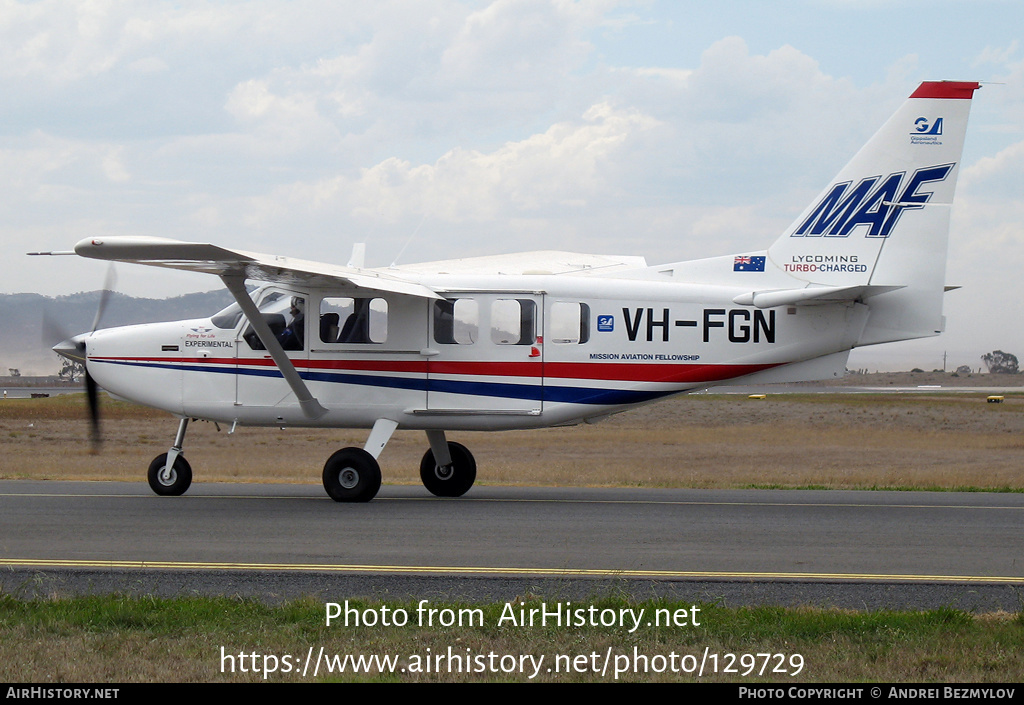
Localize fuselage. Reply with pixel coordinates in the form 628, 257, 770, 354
83, 272, 867, 431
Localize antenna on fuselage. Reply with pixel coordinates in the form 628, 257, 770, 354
347, 243, 366, 269
389, 212, 427, 269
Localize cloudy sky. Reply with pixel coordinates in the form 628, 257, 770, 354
3, 0, 1023, 370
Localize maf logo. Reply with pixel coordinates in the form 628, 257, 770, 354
792, 163, 954, 238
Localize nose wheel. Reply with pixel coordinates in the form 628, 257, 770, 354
147, 453, 193, 496
147, 417, 193, 496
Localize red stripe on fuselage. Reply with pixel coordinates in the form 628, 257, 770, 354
544, 361, 779, 383
93, 355, 782, 384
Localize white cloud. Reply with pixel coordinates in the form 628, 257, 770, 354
439, 0, 601, 89
240, 99, 660, 238
0, 132, 133, 198
1, 0, 1021, 374
972, 40, 1019, 68
960, 139, 1024, 193
2, 13, 923, 285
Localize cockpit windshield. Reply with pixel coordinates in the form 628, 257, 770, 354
209, 289, 306, 351
210, 288, 285, 330
210, 301, 243, 329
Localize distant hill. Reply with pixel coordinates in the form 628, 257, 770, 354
1, 290, 234, 375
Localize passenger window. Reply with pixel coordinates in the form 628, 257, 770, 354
319, 297, 388, 344
491, 299, 536, 345
434, 299, 478, 344
549, 302, 590, 344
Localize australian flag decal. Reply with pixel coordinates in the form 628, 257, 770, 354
733, 255, 766, 272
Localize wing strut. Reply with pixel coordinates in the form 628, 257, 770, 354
221, 274, 327, 420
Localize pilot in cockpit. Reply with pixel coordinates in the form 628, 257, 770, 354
279, 296, 305, 350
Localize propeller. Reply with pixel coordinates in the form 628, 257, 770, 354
84, 371, 100, 450
47, 264, 117, 451
90, 264, 116, 334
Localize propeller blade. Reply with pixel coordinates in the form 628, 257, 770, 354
90, 263, 117, 333
84, 369, 101, 451
41, 309, 69, 348
43, 265, 114, 449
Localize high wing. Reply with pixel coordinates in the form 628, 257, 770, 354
72, 236, 441, 300
72, 236, 648, 293
388, 250, 647, 276
73, 235, 449, 420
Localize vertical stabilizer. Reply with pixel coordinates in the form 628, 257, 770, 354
767, 81, 979, 345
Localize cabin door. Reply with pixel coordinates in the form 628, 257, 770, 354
426, 293, 543, 414
233, 289, 309, 412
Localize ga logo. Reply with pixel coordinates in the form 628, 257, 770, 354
597, 315, 614, 333
912, 117, 943, 136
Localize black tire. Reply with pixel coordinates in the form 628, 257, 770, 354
419, 441, 476, 497
147, 453, 193, 496
323, 448, 382, 502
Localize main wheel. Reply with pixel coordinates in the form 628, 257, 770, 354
323, 448, 382, 502
147, 453, 193, 496
419, 441, 476, 497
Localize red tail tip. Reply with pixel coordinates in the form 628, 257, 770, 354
910, 81, 981, 99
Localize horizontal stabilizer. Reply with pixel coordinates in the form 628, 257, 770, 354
733, 285, 904, 309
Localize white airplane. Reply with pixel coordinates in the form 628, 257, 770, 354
43, 80, 980, 502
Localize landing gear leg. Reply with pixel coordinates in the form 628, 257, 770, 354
322, 418, 397, 503
147, 417, 193, 496
420, 430, 476, 497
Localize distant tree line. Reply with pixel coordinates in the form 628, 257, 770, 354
981, 350, 1019, 375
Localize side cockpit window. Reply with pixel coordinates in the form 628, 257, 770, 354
241, 292, 306, 351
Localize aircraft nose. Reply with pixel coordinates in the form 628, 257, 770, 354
53, 334, 88, 364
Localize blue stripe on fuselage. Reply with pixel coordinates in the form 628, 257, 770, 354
91, 357, 674, 406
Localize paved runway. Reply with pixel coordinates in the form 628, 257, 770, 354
2, 481, 1022, 609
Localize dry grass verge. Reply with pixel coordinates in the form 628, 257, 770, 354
2, 392, 1023, 491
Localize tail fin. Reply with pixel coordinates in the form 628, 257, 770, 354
767, 81, 980, 345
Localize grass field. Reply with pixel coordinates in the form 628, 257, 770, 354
2, 390, 1023, 491
1, 595, 1022, 682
